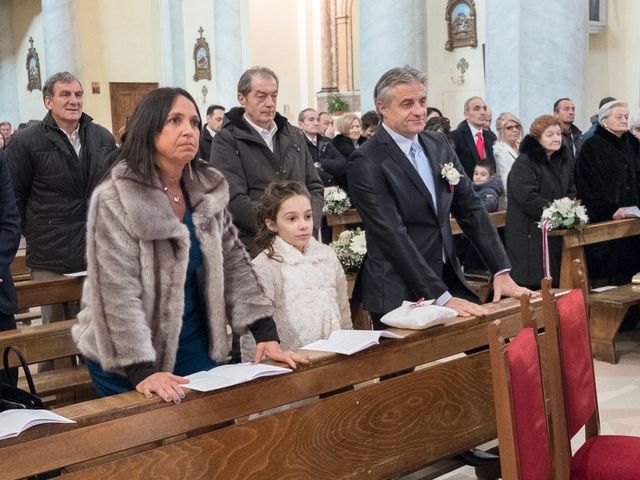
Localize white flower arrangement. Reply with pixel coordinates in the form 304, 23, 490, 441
440, 163, 461, 192
323, 187, 352, 215
331, 228, 366, 273
538, 197, 589, 231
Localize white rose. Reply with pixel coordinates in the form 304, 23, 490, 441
334, 190, 347, 201
350, 233, 367, 255
446, 170, 460, 185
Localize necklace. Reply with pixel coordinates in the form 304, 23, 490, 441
163, 186, 182, 204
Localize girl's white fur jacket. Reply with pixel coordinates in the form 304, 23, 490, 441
72, 160, 274, 375
241, 236, 352, 360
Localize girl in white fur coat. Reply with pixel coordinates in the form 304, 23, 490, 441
241, 182, 352, 360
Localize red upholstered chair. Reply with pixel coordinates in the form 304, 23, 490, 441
488, 295, 552, 480
542, 260, 640, 479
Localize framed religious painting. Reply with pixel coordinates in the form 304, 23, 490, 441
26, 36, 42, 92
193, 26, 212, 81
445, 0, 478, 51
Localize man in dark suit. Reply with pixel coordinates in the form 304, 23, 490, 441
298, 107, 347, 189
0, 151, 21, 385
451, 96, 497, 178
347, 66, 533, 326
199, 104, 225, 162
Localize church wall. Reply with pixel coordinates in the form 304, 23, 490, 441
74, 0, 162, 133
245, 0, 311, 122
426, 0, 487, 128
11, 0, 45, 124
587, 0, 640, 121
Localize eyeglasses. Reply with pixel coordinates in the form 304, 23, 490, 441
505, 125, 521, 131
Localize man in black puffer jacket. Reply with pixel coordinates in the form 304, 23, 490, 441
7, 72, 116, 334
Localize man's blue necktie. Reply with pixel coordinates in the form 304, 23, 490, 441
409, 140, 437, 210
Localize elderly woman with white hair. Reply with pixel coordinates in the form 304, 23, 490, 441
493, 112, 524, 209
577, 100, 640, 283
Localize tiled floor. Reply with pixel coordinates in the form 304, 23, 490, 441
410, 330, 640, 480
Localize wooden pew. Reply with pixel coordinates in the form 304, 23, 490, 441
0, 319, 92, 404
16, 276, 83, 311
326, 209, 506, 241
4, 276, 90, 406
0, 296, 545, 480
10, 254, 30, 282
9, 254, 38, 325
551, 218, 640, 363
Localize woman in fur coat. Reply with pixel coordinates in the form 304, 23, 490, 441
72, 88, 307, 402
241, 182, 352, 360
505, 115, 576, 289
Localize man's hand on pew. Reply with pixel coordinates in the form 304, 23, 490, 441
444, 297, 489, 317
254, 341, 310, 369
136, 372, 189, 404
491, 273, 539, 302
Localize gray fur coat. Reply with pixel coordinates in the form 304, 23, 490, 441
72, 160, 275, 375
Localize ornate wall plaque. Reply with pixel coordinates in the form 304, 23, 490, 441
445, 0, 478, 51
26, 36, 42, 92
193, 26, 212, 81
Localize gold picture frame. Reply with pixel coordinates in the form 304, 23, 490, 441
445, 0, 478, 51
26, 36, 42, 92
193, 26, 212, 82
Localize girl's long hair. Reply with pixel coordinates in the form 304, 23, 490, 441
252, 181, 312, 259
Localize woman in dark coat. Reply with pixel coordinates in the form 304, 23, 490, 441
332, 113, 367, 160
505, 115, 576, 289
576, 100, 640, 283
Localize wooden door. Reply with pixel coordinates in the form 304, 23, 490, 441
109, 82, 158, 139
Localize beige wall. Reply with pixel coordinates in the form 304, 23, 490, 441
426, 0, 486, 127
586, 0, 640, 120
75, 0, 162, 132
244, 0, 324, 122
12, 0, 45, 123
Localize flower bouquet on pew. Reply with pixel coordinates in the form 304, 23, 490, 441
538, 197, 589, 232
323, 187, 352, 215
331, 228, 366, 273
538, 197, 589, 277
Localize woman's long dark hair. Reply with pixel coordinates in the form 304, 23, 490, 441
110, 87, 211, 184
252, 181, 312, 259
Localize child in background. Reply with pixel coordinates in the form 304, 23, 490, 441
241, 181, 352, 361
472, 163, 504, 213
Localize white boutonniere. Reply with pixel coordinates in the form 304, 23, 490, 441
440, 163, 461, 192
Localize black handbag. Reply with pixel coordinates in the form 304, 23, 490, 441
0, 346, 45, 412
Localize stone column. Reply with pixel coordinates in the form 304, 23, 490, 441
159, 0, 186, 88
319, 0, 338, 93
486, 0, 589, 131
0, 2, 19, 124
214, 0, 243, 108
359, 0, 427, 111
41, 0, 81, 76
